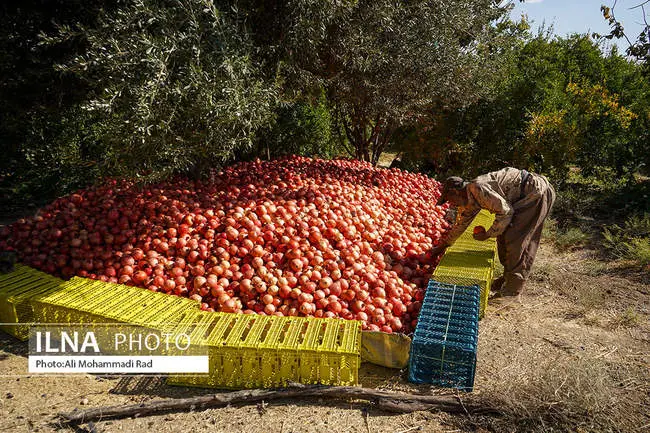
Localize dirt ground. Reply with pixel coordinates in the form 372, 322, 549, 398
0, 241, 648, 433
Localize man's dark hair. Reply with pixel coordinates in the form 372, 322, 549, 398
437, 176, 467, 205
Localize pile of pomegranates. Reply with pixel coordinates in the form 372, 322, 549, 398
0, 156, 450, 333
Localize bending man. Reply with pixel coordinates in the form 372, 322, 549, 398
432, 167, 556, 298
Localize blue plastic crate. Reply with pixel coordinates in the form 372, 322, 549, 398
414, 320, 478, 338
417, 308, 478, 323
425, 281, 481, 302
409, 349, 477, 389
408, 281, 480, 391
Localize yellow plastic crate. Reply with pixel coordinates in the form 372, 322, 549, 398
447, 238, 496, 253
466, 209, 495, 229
450, 211, 497, 245
0, 264, 65, 340
29, 279, 139, 352
116, 289, 200, 329
31, 278, 130, 325
30, 277, 200, 326
167, 313, 362, 389
4, 269, 361, 384
433, 263, 493, 319
29, 277, 202, 354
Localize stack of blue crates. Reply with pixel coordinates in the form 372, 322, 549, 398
408, 281, 480, 391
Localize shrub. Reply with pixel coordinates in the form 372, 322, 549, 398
260, 97, 344, 160
602, 213, 650, 266
553, 227, 590, 250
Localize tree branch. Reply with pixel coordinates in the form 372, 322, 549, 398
338, 126, 356, 157
343, 119, 358, 155
629, 0, 650, 10
59, 384, 501, 424
610, 0, 636, 48
367, 116, 383, 164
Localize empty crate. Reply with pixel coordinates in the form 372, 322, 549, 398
408, 281, 480, 391
434, 209, 497, 318
0, 264, 64, 340
167, 313, 362, 389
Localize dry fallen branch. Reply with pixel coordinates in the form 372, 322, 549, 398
59, 384, 501, 424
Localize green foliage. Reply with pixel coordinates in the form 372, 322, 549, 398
400, 31, 650, 186
1, 108, 103, 209
390, 111, 474, 179
0, 0, 518, 202
541, 217, 558, 240
261, 96, 344, 159
40, 0, 277, 182
548, 169, 650, 266
0, 1, 116, 207
552, 169, 650, 223
552, 227, 590, 250
1, 0, 649, 214
602, 213, 650, 266
271, 0, 513, 164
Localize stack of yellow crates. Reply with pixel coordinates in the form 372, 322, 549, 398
30, 277, 200, 326
0, 266, 362, 388
432, 210, 498, 318
167, 313, 361, 389
0, 264, 64, 340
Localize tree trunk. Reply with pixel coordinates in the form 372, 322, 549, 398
344, 115, 394, 165
371, 120, 395, 165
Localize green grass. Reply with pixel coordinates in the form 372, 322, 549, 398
541, 217, 558, 239
553, 227, 590, 250
581, 260, 609, 277
546, 170, 649, 267
542, 217, 590, 251
602, 213, 650, 266
625, 238, 650, 265
493, 260, 504, 278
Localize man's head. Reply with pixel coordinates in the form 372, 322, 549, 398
437, 176, 469, 207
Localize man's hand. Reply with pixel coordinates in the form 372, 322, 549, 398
418, 246, 446, 264
429, 245, 447, 257
473, 231, 489, 241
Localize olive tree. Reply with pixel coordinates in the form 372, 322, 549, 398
45, 0, 277, 180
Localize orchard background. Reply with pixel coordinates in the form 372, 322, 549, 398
0, 1, 648, 432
